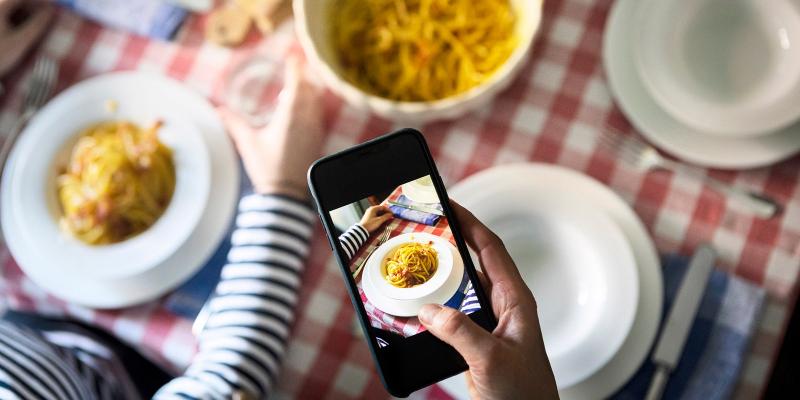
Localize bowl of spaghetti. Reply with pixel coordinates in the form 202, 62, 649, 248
294, 0, 543, 122
4, 85, 211, 282
366, 232, 455, 301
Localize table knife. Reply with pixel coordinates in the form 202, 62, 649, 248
387, 200, 444, 216
645, 244, 717, 400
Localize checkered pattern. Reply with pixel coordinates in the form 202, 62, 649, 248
0, 1, 798, 398
350, 187, 454, 337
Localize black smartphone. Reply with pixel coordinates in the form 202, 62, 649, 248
307, 128, 496, 397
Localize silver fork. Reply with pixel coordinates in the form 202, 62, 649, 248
599, 128, 782, 219
0, 57, 59, 179
352, 225, 392, 279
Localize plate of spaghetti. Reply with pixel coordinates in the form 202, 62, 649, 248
1, 72, 223, 308
295, 0, 543, 121
365, 232, 455, 301
362, 233, 464, 316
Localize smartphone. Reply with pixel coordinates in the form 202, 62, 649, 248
307, 129, 496, 397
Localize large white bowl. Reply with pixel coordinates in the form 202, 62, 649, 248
294, 0, 542, 122
634, 0, 800, 137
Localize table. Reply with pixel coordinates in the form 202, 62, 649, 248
1, 1, 798, 399
350, 186, 457, 338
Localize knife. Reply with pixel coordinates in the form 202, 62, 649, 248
387, 200, 444, 216
645, 244, 717, 400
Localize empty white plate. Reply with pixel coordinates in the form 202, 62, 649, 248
635, 0, 800, 137
604, 0, 800, 169
442, 163, 663, 399
448, 168, 638, 389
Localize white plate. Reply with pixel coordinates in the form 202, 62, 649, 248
366, 233, 454, 301
604, 0, 800, 169
401, 176, 440, 204
447, 169, 638, 389
6, 76, 211, 281
634, 0, 800, 137
1, 72, 240, 308
441, 163, 663, 399
363, 242, 464, 317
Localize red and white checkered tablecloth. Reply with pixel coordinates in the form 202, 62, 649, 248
1, 1, 798, 399
351, 186, 456, 337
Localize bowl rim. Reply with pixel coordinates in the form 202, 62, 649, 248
293, 0, 544, 120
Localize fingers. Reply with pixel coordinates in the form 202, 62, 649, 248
449, 200, 523, 285
418, 304, 496, 367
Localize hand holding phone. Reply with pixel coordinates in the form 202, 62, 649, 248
418, 201, 559, 399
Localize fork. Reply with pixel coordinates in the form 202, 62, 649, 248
352, 225, 392, 279
0, 57, 59, 179
599, 128, 781, 219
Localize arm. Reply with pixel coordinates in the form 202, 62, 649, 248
338, 205, 393, 260
154, 193, 314, 399
155, 58, 325, 399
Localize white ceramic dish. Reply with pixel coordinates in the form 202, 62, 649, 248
363, 242, 464, 317
634, 0, 800, 137
4, 76, 211, 281
400, 176, 439, 204
1, 72, 240, 308
448, 170, 638, 389
604, 0, 800, 169
366, 233, 453, 301
442, 163, 663, 399
293, 0, 542, 122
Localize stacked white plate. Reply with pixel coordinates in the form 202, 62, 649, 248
605, 0, 800, 169
1, 72, 240, 309
439, 164, 664, 399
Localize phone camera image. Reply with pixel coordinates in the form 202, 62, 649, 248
328, 175, 481, 348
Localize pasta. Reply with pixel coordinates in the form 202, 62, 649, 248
384, 241, 438, 288
57, 120, 176, 245
331, 0, 519, 102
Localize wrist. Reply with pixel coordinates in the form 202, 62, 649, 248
254, 180, 309, 200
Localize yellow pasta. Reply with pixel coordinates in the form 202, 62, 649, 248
331, 0, 519, 102
384, 241, 438, 288
57, 120, 176, 245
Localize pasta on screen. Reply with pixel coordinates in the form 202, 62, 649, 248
57, 120, 176, 245
332, 0, 519, 101
384, 241, 439, 288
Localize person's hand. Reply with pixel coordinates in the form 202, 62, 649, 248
0, 0, 53, 78
359, 204, 393, 233
418, 201, 559, 399
220, 57, 324, 200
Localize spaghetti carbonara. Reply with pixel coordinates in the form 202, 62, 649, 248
332, 0, 519, 102
57, 120, 176, 245
384, 241, 439, 288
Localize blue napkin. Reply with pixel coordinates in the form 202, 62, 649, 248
389, 194, 442, 226
612, 254, 765, 400
57, 0, 188, 40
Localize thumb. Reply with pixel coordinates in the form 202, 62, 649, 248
418, 304, 495, 366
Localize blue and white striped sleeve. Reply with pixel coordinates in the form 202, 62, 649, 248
154, 193, 316, 400
338, 224, 368, 260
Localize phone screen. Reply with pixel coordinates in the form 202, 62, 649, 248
309, 129, 494, 396
327, 174, 482, 347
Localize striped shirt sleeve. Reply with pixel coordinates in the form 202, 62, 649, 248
154, 193, 316, 400
338, 224, 368, 260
